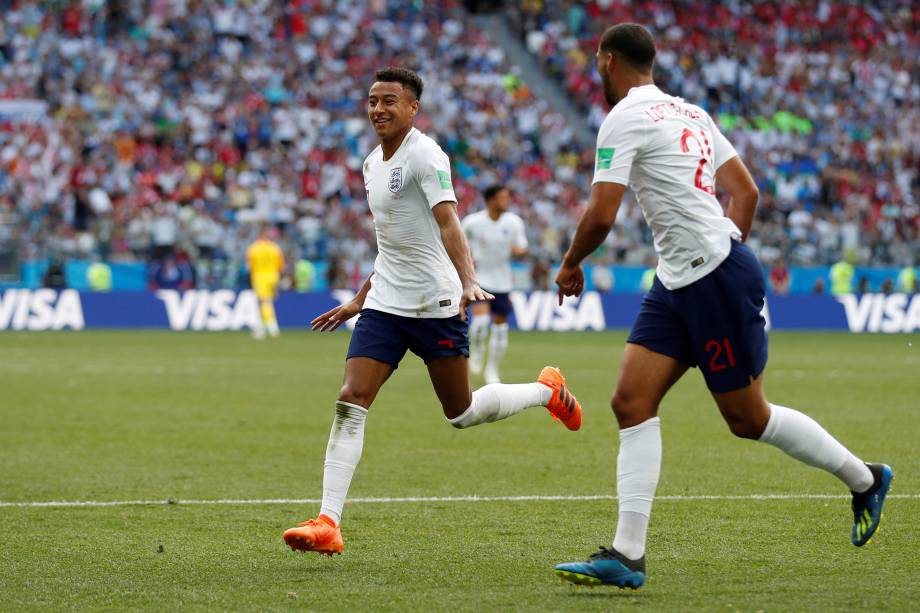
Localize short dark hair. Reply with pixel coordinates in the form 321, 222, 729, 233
374, 67, 423, 101
600, 23, 656, 72
483, 184, 507, 203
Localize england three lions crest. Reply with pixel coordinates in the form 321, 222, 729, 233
388, 167, 403, 193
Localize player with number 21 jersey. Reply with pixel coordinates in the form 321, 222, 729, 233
554, 22, 891, 591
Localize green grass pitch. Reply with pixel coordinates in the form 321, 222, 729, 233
1, 330, 918, 611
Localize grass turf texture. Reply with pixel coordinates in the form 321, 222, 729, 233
0, 330, 918, 611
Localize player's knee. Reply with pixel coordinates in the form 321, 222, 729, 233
337, 383, 373, 409
724, 412, 767, 440
720, 398, 770, 440
611, 391, 655, 428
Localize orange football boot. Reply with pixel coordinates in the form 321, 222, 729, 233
283, 516, 343, 556
538, 366, 582, 431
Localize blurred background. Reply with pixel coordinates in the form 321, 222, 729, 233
0, 0, 916, 296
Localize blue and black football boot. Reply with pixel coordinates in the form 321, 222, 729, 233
554, 546, 645, 590
851, 463, 893, 547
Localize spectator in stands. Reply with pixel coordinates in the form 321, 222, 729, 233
897, 265, 917, 294
0, 0, 915, 290
881, 278, 895, 295
768, 257, 791, 295
830, 253, 856, 296
42, 258, 67, 290
86, 257, 112, 292
149, 255, 194, 291
812, 277, 826, 295
530, 256, 552, 291
325, 256, 348, 291
509, 0, 918, 269
150, 204, 179, 262
295, 259, 316, 292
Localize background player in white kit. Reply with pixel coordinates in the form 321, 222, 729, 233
462, 185, 527, 383
553, 24, 891, 589
281, 68, 583, 556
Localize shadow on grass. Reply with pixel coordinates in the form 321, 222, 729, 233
557, 584, 648, 602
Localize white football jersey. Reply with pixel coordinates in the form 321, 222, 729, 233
593, 84, 742, 289
461, 210, 527, 293
362, 127, 461, 318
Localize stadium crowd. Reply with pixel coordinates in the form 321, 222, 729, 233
0, 0, 916, 291
511, 0, 919, 269
0, 0, 590, 290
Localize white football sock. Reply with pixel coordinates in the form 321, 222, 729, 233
319, 401, 367, 525
759, 403, 873, 492
485, 322, 509, 380
612, 417, 661, 560
448, 382, 552, 429
468, 314, 491, 371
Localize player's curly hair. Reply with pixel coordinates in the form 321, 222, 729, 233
374, 67, 424, 101
600, 23, 656, 73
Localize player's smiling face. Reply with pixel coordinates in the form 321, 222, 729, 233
367, 81, 418, 141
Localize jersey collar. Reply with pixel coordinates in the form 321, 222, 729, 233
625, 84, 660, 100
382, 127, 416, 162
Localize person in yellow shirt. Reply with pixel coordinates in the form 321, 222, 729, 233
829, 249, 857, 296
246, 226, 285, 338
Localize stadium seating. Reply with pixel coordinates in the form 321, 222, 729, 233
508, 0, 919, 268
0, 0, 593, 289
0, 0, 916, 291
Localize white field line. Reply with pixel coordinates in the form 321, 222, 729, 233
0, 493, 917, 509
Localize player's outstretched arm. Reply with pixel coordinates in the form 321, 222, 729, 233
716, 156, 759, 241
556, 182, 626, 304
433, 201, 494, 320
311, 273, 374, 331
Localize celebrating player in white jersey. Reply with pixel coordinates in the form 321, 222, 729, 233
462, 185, 527, 384
553, 24, 891, 589
281, 68, 583, 557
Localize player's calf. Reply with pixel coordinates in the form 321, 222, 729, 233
445, 367, 580, 430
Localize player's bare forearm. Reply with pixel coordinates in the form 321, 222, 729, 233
716, 156, 759, 240
562, 182, 626, 267
433, 201, 493, 318
563, 218, 611, 267
725, 195, 758, 241
433, 202, 477, 288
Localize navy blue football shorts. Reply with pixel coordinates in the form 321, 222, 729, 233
346, 308, 470, 367
478, 290, 512, 317
627, 240, 768, 393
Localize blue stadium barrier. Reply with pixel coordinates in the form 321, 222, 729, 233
1, 290, 917, 333
3, 261, 910, 295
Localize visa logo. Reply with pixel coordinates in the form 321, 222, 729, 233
0, 289, 85, 330
510, 291, 605, 332
838, 294, 920, 333
156, 290, 260, 331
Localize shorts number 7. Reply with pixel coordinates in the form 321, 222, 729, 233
680, 128, 715, 195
